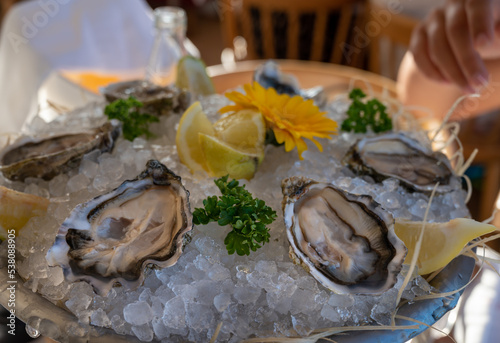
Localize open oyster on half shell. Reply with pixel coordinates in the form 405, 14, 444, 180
282, 176, 407, 295
0, 121, 120, 181
343, 132, 456, 193
46, 160, 193, 295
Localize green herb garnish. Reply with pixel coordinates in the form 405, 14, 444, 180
193, 176, 277, 256
341, 88, 392, 133
104, 96, 159, 141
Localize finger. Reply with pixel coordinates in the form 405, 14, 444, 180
445, 2, 489, 89
465, 0, 494, 46
409, 23, 448, 83
426, 10, 472, 92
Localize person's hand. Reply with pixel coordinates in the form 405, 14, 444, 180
409, 0, 500, 93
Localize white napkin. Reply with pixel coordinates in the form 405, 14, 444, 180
0, 0, 197, 134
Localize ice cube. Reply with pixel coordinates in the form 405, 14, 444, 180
110, 315, 130, 336
207, 263, 231, 281
291, 313, 313, 336
152, 318, 170, 340
139, 288, 153, 302
65, 294, 92, 314
255, 260, 278, 274
90, 308, 111, 327
185, 303, 214, 332
214, 293, 232, 312
49, 174, 69, 197
66, 174, 90, 193
162, 296, 186, 329
131, 324, 154, 342
123, 301, 153, 326
320, 303, 341, 322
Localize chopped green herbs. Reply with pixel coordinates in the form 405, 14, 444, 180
104, 96, 159, 141
193, 176, 277, 256
341, 88, 392, 133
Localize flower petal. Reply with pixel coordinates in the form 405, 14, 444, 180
223, 82, 338, 159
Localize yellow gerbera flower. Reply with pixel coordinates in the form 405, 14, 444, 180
220, 82, 337, 159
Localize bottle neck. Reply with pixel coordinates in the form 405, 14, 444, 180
155, 26, 187, 56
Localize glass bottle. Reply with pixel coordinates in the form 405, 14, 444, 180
145, 7, 187, 86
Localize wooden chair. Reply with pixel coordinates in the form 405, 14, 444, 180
0, 0, 24, 23
458, 112, 500, 222
366, 1, 418, 80
218, 0, 367, 67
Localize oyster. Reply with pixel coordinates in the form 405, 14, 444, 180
282, 176, 406, 295
0, 121, 120, 181
101, 80, 190, 116
343, 132, 455, 193
46, 160, 193, 295
254, 60, 326, 108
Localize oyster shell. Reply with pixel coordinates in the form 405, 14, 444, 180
0, 121, 120, 181
46, 160, 193, 295
101, 80, 190, 116
343, 132, 455, 193
282, 176, 406, 295
253, 60, 326, 108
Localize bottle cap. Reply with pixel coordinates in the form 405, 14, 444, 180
154, 6, 187, 30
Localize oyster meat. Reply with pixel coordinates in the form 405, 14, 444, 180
343, 132, 455, 193
0, 121, 120, 181
282, 176, 406, 295
46, 160, 193, 295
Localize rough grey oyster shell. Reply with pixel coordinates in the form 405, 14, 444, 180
46, 160, 193, 295
253, 60, 326, 108
0, 121, 120, 181
101, 79, 190, 116
343, 132, 456, 193
282, 176, 407, 295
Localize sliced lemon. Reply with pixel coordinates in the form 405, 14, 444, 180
175, 56, 216, 96
213, 109, 266, 151
199, 133, 263, 180
395, 218, 497, 275
0, 185, 50, 240
176, 101, 215, 173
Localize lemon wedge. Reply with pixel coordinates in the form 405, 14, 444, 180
0, 185, 50, 240
395, 218, 497, 275
213, 109, 266, 152
199, 133, 263, 180
176, 101, 215, 173
175, 56, 216, 96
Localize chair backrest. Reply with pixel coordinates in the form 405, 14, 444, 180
366, 2, 418, 79
219, 0, 367, 66
458, 111, 500, 221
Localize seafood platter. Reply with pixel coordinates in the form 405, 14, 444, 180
0, 61, 494, 342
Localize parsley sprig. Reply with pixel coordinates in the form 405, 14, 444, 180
341, 88, 392, 133
193, 176, 277, 256
104, 96, 159, 141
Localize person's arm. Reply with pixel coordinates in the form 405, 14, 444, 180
397, 0, 500, 121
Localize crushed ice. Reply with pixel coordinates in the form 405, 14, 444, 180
0, 95, 470, 342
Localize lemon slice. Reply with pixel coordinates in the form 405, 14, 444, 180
213, 109, 266, 151
0, 185, 50, 240
395, 218, 497, 275
199, 133, 263, 180
176, 56, 216, 96
176, 101, 215, 173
